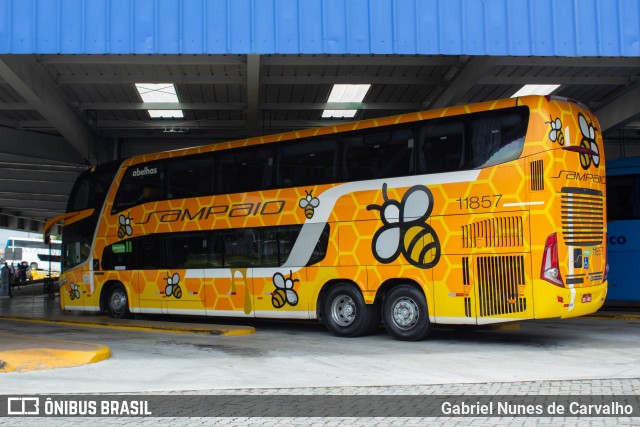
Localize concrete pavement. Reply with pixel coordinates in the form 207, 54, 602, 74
0, 281, 637, 377
0, 283, 254, 373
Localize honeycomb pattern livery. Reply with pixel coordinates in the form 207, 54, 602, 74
61, 96, 607, 323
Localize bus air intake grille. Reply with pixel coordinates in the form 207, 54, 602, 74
462, 217, 524, 248
530, 160, 544, 191
476, 255, 526, 317
462, 257, 471, 317
560, 187, 604, 247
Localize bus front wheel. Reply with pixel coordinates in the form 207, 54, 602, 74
322, 284, 375, 337
383, 285, 431, 341
107, 284, 132, 319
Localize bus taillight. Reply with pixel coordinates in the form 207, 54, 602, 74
541, 233, 564, 287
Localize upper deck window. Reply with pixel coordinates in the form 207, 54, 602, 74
418, 106, 528, 174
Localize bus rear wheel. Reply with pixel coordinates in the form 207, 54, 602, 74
383, 285, 431, 341
323, 284, 376, 337
107, 283, 132, 319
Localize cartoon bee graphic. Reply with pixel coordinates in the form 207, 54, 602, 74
299, 190, 320, 219
69, 282, 81, 300
547, 117, 565, 146
164, 272, 183, 299
367, 183, 441, 269
118, 214, 133, 238
578, 112, 600, 170
271, 271, 299, 308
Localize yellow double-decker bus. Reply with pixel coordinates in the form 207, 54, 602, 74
45, 95, 608, 340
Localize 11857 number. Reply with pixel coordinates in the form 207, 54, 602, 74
456, 194, 503, 210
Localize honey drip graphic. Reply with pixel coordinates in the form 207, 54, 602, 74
231, 268, 252, 314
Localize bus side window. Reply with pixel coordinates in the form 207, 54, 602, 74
208, 234, 224, 268
137, 235, 162, 270
217, 147, 272, 195
276, 139, 337, 187
167, 233, 209, 269
418, 120, 466, 174
470, 110, 527, 168
276, 226, 302, 266
102, 240, 131, 270
221, 229, 257, 267
342, 128, 414, 181
167, 156, 215, 200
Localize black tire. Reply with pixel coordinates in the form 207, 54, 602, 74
322, 284, 376, 337
107, 283, 132, 319
383, 285, 431, 341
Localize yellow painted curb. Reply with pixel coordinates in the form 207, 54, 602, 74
0, 316, 256, 336
0, 333, 110, 373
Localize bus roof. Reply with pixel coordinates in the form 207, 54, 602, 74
120, 94, 556, 169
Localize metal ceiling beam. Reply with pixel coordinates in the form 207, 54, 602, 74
0, 192, 69, 201
428, 56, 499, 109
57, 75, 245, 85
495, 57, 640, 67
17, 119, 348, 130
76, 102, 245, 110
0, 102, 32, 110
0, 55, 92, 162
478, 76, 633, 85
40, 54, 245, 65
0, 179, 73, 195
0, 199, 67, 210
246, 54, 261, 137
73, 102, 421, 111
0, 168, 78, 183
261, 75, 443, 85
0, 127, 87, 164
57, 74, 443, 85
260, 102, 422, 110
596, 83, 640, 132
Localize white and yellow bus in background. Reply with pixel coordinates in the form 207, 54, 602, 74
3, 237, 62, 279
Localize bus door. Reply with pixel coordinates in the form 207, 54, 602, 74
205, 230, 254, 317
61, 265, 89, 308
163, 233, 208, 315
251, 226, 311, 318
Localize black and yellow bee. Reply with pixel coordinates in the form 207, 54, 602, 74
69, 282, 81, 300
547, 117, 565, 146
118, 214, 133, 238
272, 271, 299, 308
367, 183, 441, 269
299, 190, 320, 219
578, 113, 600, 170
164, 272, 183, 299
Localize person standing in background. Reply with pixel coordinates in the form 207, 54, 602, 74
0, 262, 11, 298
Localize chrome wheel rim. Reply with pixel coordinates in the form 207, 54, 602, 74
391, 297, 419, 330
330, 294, 356, 327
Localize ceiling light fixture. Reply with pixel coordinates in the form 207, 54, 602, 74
322, 84, 371, 118
511, 84, 561, 98
135, 83, 184, 119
